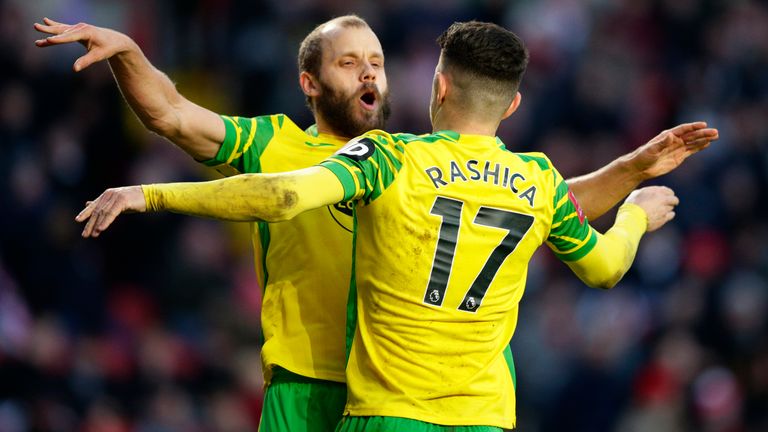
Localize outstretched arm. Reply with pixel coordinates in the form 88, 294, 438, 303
564, 186, 678, 289
566, 122, 717, 220
75, 167, 345, 237
34, 18, 223, 160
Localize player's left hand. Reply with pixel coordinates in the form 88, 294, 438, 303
76, 186, 147, 238
629, 121, 718, 180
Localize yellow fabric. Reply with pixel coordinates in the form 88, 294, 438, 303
319, 130, 648, 428
142, 168, 344, 222
320, 132, 555, 427
238, 118, 351, 383
566, 203, 647, 288
197, 115, 354, 384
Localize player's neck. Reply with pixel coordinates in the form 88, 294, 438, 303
432, 111, 499, 137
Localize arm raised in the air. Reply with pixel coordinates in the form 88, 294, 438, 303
75, 167, 345, 238
35, 18, 223, 160
563, 186, 678, 289
566, 122, 717, 220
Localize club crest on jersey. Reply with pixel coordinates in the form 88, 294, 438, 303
335, 137, 375, 161
333, 201, 354, 216
568, 190, 586, 224
328, 201, 354, 233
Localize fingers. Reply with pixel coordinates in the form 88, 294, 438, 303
650, 209, 676, 232
34, 21, 65, 45
88, 191, 118, 237
650, 185, 677, 202
662, 210, 676, 225
33, 20, 70, 40
79, 200, 101, 238
649, 131, 683, 152
34, 21, 66, 35
72, 48, 106, 72
41, 27, 87, 45
681, 129, 719, 150
681, 128, 718, 141
667, 121, 708, 137
80, 193, 112, 237
34, 22, 88, 47
75, 201, 95, 223
76, 191, 121, 238
666, 192, 680, 207
43, 17, 67, 26
684, 138, 713, 153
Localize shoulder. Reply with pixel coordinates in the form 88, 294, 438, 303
509, 151, 554, 172
219, 113, 303, 134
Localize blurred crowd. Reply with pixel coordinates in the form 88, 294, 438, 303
0, 0, 766, 431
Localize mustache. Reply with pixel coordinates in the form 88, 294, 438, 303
358, 82, 382, 97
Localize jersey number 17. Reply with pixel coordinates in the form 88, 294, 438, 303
423, 196, 534, 312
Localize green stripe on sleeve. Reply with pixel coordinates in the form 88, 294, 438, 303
373, 140, 403, 172
201, 115, 238, 167
553, 179, 569, 208
250, 116, 276, 158
201, 115, 282, 174
319, 160, 362, 201
551, 227, 598, 261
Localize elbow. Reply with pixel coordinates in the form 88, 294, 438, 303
263, 207, 297, 223
145, 114, 181, 139
583, 269, 626, 290
250, 179, 302, 223
589, 275, 622, 290
270, 190, 303, 222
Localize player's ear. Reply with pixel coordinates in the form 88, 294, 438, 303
435, 71, 448, 105
501, 92, 522, 120
300, 71, 321, 97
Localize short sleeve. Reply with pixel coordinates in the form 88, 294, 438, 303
201, 114, 287, 174
318, 132, 405, 204
545, 168, 598, 261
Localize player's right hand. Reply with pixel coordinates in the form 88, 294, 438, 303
76, 186, 147, 238
625, 186, 679, 232
34, 17, 132, 72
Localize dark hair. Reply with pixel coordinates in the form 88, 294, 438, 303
437, 21, 529, 93
298, 15, 370, 79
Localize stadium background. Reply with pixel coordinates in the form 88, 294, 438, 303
1, 0, 766, 430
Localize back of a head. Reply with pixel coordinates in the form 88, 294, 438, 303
437, 21, 529, 119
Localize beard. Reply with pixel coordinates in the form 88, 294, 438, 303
314, 80, 391, 139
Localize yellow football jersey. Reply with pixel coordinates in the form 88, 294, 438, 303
319, 130, 598, 428
204, 114, 353, 383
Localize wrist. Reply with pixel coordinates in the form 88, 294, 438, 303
110, 34, 141, 61
617, 151, 650, 183
141, 184, 158, 212
618, 202, 649, 232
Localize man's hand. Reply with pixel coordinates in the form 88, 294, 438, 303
34, 18, 133, 72
628, 122, 719, 180
76, 186, 147, 238
625, 186, 679, 232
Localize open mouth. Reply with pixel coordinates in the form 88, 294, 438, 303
359, 91, 377, 110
